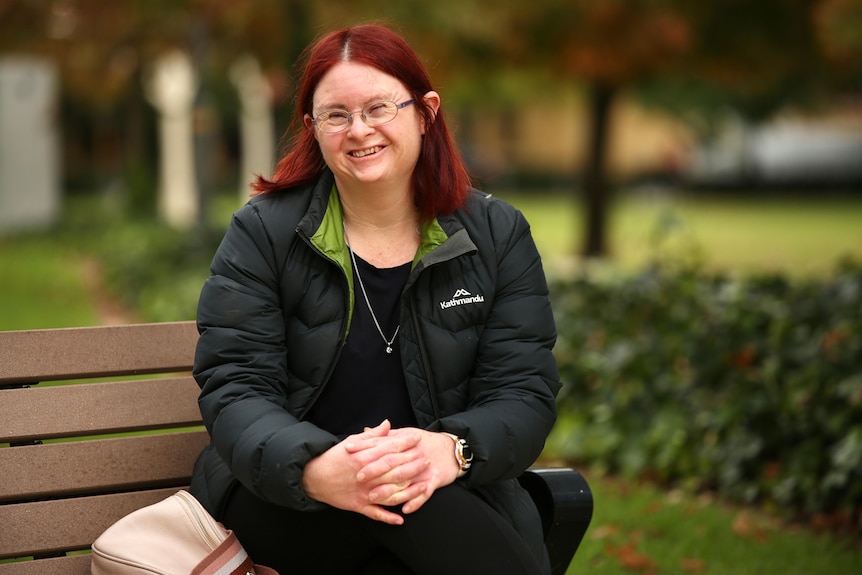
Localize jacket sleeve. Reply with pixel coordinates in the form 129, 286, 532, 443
194, 202, 339, 511
434, 201, 561, 485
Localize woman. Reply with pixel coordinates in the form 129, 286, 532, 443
190, 23, 561, 575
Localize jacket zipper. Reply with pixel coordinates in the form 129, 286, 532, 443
295, 229, 350, 420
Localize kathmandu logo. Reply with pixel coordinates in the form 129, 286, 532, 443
440, 289, 485, 310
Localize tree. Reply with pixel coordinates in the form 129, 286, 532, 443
498, 0, 852, 258
508, 0, 693, 258
0, 0, 299, 207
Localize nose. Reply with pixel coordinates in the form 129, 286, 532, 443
346, 112, 375, 136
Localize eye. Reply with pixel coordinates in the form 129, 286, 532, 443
322, 110, 350, 124
366, 102, 392, 118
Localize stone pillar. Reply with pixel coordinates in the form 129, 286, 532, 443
0, 57, 60, 233
230, 55, 275, 202
145, 51, 199, 229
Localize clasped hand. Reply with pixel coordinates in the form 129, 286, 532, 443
302, 420, 460, 525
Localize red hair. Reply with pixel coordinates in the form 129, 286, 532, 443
251, 24, 471, 218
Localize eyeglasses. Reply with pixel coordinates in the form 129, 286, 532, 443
312, 99, 415, 134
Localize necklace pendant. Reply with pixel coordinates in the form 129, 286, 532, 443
386, 346, 393, 354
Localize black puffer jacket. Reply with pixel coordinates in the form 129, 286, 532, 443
190, 170, 561, 557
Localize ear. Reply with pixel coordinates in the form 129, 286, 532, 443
421, 91, 441, 134
304, 114, 318, 141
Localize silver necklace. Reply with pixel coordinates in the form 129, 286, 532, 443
343, 225, 400, 354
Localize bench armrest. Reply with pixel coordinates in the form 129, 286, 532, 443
519, 467, 594, 575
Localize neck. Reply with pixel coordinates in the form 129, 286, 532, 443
336, 181, 419, 233
337, 182, 421, 268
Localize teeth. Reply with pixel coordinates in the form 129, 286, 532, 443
351, 146, 381, 158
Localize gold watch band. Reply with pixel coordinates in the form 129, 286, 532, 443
442, 432, 471, 477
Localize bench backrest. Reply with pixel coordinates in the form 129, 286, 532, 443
0, 321, 205, 575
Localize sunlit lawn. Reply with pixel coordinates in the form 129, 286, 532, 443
214, 189, 862, 278
497, 190, 862, 279
3, 191, 861, 330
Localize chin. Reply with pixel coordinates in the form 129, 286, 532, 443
346, 169, 392, 186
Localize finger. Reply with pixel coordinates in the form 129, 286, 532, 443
369, 481, 428, 507
344, 420, 392, 452
362, 504, 404, 526
350, 434, 423, 472
367, 419, 391, 435
400, 488, 433, 515
356, 451, 429, 483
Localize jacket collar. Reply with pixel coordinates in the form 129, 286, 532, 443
295, 170, 337, 241
296, 169, 478, 272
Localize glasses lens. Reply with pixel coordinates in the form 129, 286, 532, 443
364, 101, 398, 125
316, 111, 350, 133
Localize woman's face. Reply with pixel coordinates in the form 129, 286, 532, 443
306, 61, 439, 193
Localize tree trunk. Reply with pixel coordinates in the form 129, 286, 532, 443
581, 81, 616, 258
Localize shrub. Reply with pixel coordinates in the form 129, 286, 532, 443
548, 258, 862, 530
59, 196, 222, 323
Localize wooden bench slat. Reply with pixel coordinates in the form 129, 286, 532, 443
0, 322, 198, 385
0, 488, 181, 560
0, 431, 209, 503
0, 554, 90, 575
0, 376, 203, 443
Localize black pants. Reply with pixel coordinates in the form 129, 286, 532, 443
223, 482, 547, 575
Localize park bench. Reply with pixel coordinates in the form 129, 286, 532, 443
0, 321, 593, 575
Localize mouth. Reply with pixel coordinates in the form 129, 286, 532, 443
349, 145, 383, 158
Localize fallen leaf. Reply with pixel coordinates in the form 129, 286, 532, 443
605, 542, 658, 572
590, 524, 621, 540
681, 557, 705, 572
646, 500, 664, 514
732, 511, 770, 541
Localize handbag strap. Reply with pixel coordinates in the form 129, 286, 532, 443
191, 530, 279, 575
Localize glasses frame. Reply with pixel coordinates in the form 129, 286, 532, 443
311, 99, 416, 134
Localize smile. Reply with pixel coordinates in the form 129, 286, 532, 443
350, 146, 383, 158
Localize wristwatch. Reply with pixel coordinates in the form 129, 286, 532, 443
442, 433, 473, 477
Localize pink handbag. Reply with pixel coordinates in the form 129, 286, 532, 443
91, 490, 278, 575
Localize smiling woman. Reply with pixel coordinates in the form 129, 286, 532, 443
190, 23, 562, 575
302, 60, 437, 265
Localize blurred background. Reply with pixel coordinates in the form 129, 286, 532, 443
2, 0, 861, 260
1, 2, 861, 572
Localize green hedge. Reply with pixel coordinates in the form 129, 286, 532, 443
59, 201, 219, 323
92, 222, 217, 322
547, 259, 862, 528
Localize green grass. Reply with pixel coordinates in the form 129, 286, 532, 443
498, 192, 862, 279
0, 234, 100, 330
177, 190, 862, 280
567, 470, 861, 574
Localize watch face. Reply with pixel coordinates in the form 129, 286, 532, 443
459, 440, 474, 463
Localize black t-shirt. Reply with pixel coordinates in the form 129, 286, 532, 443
304, 254, 416, 438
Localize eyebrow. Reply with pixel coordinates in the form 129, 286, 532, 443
315, 94, 399, 112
